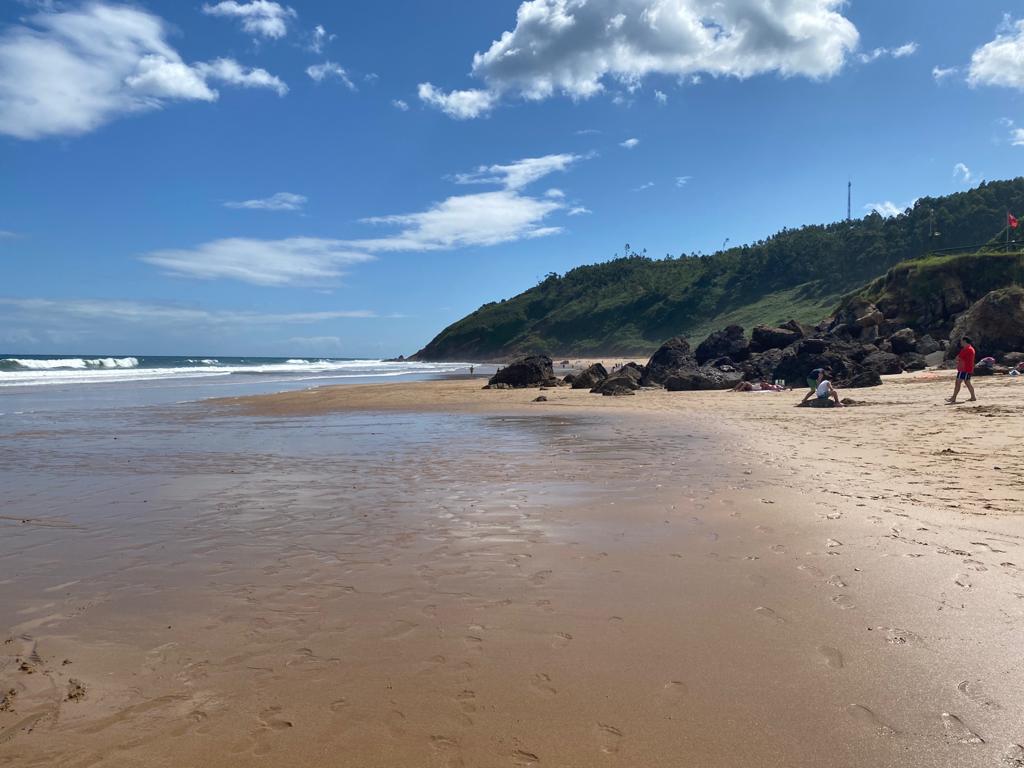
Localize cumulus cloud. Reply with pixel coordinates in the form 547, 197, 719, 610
633, 181, 655, 191
224, 192, 307, 211
306, 61, 355, 89
0, 3, 286, 140
309, 23, 334, 53
568, 206, 591, 215
201, 1, 296, 39
968, 17, 1024, 89
417, 82, 496, 119
654, 89, 667, 104
392, 98, 410, 111
675, 175, 692, 186
865, 201, 907, 218
932, 65, 957, 82
141, 238, 374, 286
420, 0, 859, 117
857, 41, 917, 63
1013, 128, 1024, 146
953, 162, 973, 184
620, 137, 639, 149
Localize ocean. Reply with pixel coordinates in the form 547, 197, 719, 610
0, 354, 485, 428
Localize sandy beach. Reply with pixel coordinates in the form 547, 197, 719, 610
3, 371, 1024, 766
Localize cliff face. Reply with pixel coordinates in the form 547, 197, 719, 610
844, 251, 1024, 338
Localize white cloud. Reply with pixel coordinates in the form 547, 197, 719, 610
633, 181, 654, 191
417, 82, 496, 119
568, 206, 591, 215
1012, 128, 1024, 146
453, 153, 581, 189
224, 192, 307, 211
675, 175, 692, 186
620, 137, 639, 149
201, 1, 296, 40
0, 3, 286, 140
141, 238, 374, 286
306, 61, 355, 89
932, 65, 958, 82
953, 162, 973, 184
575, 128, 601, 135
0, 298, 377, 326
968, 16, 1024, 89
392, 98, 410, 111
0, 230, 19, 238
858, 41, 917, 63
423, 0, 859, 116
654, 89, 667, 104
197, 58, 287, 96
142, 154, 586, 285
864, 201, 906, 218
309, 23, 334, 53
545, 188, 565, 198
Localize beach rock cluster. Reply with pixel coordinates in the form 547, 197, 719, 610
485, 355, 559, 389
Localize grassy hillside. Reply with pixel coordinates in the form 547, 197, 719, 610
414, 178, 1024, 360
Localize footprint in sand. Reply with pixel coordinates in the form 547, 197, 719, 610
957, 680, 1000, 709
551, 632, 573, 649
831, 595, 856, 610
529, 570, 553, 586
755, 525, 774, 535
846, 704, 897, 736
770, 544, 787, 554
455, 690, 477, 713
877, 627, 921, 646
512, 749, 540, 765
941, 712, 984, 744
817, 646, 844, 669
1003, 744, 1024, 767
798, 564, 824, 578
329, 698, 348, 713
754, 606, 785, 623
954, 573, 972, 589
385, 709, 407, 737
595, 723, 623, 754
383, 620, 419, 640
530, 674, 557, 697
827, 575, 847, 588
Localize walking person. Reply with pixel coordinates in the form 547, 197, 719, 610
947, 336, 977, 404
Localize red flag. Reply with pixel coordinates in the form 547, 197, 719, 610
1010, 212, 1019, 229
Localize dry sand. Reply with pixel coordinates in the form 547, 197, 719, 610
3, 370, 1024, 766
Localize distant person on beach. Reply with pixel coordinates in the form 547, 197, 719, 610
469, 365, 474, 375
799, 368, 844, 407
732, 380, 783, 392
799, 368, 826, 405
947, 336, 977, 404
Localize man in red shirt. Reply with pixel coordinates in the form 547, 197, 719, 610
947, 336, 977, 404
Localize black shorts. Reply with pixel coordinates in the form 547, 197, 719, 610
957, 371, 972, 381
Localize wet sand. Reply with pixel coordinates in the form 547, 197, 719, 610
2, 372, 1024, 766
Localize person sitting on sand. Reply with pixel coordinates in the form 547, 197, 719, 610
799, 368, 827, 404
946, 336, 977, 404
800, 369, 844, 407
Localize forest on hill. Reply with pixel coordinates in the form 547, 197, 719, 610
414, 178, 1024, 360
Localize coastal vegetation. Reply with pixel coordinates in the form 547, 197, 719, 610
414, 178, 1024, 360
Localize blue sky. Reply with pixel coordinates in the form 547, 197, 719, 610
2, 0, 1023, 357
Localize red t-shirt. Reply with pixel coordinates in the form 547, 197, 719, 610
957, 344, 976, 373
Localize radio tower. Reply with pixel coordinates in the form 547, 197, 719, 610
847, 180, 851, 221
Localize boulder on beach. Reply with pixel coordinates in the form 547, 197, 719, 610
888, 328, 917, 354
695, 325, 749, 365
664, 366, 743, 391
949, 287, 1024, 360
862, 350, 903, 376
591, 364, 642, 396
915, 334, 941, 356
571, 363, 608, 389
750, 325, 801, 351
486, 355, 555, 389
640, 336, 694, 386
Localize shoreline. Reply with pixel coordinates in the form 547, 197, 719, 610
3, 372, 1024, 765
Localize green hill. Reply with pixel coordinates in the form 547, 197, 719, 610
414, 178, 1024, 360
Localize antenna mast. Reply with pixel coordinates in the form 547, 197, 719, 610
847, 180, 851, 221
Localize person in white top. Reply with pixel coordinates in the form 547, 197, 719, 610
800, 368, 844, 407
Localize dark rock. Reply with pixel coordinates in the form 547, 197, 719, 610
570, 363, 607, 389
591, 365, 642, 396
664, 366, 743, 391
751, 325, 801, 351
855, 307, 884, 328
487, 355, 554, 389
862, 350, 903, 375
973, 359, 996, 376
780, 319, 811, 338
950, 287, 1024, 360
798, 338, 828, 354
889, 328, 917, 354
740, 349, 784, 381
1003, 352, 1024, 366
695, 325, 749, 365
532, 395, 548, 402
640, 336, 695, 386
562, 373, 577, 386
841, 369, 883, 388
915, 334, 941, 355
900, 352, 927, 371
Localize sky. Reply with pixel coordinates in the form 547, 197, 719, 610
1, 0, 1023, 358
